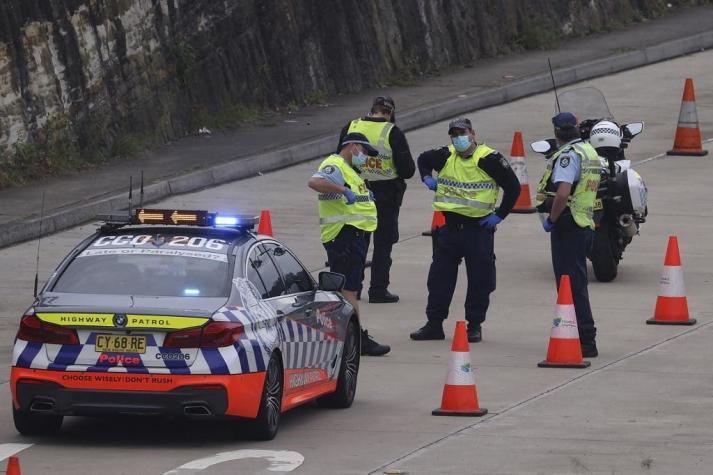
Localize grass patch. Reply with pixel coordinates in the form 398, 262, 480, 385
304, 89, 328, 106
518, 24, 560, 50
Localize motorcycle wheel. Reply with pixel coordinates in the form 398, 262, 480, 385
590, 223, 618, 282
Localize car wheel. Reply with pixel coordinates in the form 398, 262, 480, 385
13, 406, 63, 436
317, 318, 359, 408
243, 352, 283, 440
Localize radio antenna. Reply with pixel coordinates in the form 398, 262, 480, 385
128, 175, 133, 216
548, 58, 561, 113
139, 170, 144, 208
33, 191, 46, 297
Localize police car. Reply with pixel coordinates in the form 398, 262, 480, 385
11, 209, 359, 440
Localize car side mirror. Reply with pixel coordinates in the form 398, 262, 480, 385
318, 271, 346, 292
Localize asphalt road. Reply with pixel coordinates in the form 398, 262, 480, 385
0, 50, 711, 474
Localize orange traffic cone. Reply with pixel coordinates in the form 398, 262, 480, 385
6, 456, 20, 475
257, 208, 273, 236
538, 275, 591, 368
509, 131, 537, 214
667, 78, 708, 156
421, 210, 446, 237
647, 236, 696, 325
432, 321, 488, 417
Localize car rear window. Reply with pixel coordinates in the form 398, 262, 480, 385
52, 233, 232, 297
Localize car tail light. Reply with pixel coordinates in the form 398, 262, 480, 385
200, 322, 245, 348
163, 322, 244, 348
17, 314, 79, 345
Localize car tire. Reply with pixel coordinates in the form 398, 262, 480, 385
13, 406, 63, 436
316, 318, 359, 409
242, 352, 283, 441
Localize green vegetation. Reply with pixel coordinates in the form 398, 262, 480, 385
304, 89, 328, 106
518, 24, 560, 50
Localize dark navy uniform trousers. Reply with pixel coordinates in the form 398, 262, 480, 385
426, 222, 496, 327
550, 224, 596, 343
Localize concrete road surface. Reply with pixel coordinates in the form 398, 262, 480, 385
0, 50, 711, 474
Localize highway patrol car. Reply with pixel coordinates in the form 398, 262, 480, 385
11, 209, 359, 440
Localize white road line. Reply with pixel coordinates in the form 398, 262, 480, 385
634, 137, 713, 166
0, 443, 33, 463
163, 449, 305, 474
370, 318, 713, 474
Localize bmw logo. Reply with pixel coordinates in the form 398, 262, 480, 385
113, 314, 128, 327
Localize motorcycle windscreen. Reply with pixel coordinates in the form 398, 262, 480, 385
557, 87, 614, 122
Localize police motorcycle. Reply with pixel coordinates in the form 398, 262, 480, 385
530, 87, 648, 282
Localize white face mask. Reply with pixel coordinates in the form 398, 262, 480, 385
352, 148, 368, 167
451, 135, 471, 152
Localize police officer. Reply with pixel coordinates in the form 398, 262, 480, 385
308, 132, 391, 356
536, 112, 601, 357
410, 118, 521, 343
337, 96, 415, 303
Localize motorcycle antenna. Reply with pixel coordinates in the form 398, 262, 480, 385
548, 58, 561, 113
139, 170, 144, 208
127, 175, 133, 217
33, 191, 46, 297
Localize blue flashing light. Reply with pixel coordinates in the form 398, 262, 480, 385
183, 288, 201, 296
214, 216, 238, 226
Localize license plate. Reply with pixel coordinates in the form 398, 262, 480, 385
95, 334, 147, 354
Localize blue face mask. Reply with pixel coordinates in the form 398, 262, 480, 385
451, 135, 471, 152
352, 149, 368, 167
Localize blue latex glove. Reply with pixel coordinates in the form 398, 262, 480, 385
342, 188, 357, 205
479, 214, 503, 229
542, 217, 556, 232
423, 176, 438, 191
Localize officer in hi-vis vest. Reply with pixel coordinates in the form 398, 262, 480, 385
308, 132, 391, 356
537, 112, 601, 358
337, 96, 415, 303
410, 118, 520, 343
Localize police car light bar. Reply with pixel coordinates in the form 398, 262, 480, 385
98, 209, 258, 230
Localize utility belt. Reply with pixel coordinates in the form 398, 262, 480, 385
336, 225, 370, 240
441, 212, 491, 232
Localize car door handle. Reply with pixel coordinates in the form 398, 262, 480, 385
304, 308, 313, 316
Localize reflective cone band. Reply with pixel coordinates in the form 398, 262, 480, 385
422, 211, 445, 237
647, 235, 696, 325
509, 131, 537, 213
432, 321, 488, 417
538, 275, 591, 368
257, 208, 273, 236
667, 78, 708, 156
6, 456, 21, 475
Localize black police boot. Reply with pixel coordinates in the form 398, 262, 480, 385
410, 321, 445, 341
467, 324, 482, 343
581, 340, 598, 358
361, 329, 390, 356
368, 290, 399, 304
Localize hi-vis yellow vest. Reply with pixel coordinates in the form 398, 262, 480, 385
433, 144, 498, 218
536, 141, 601, 229
347, 119, 396, 181
317, 154, 377, 243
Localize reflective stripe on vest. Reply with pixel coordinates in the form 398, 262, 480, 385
319, 214, 378, 225
535, 141, 601, 229
316, 154, 377, 242
433, 144, 499, 218
347, 119, 397, 181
